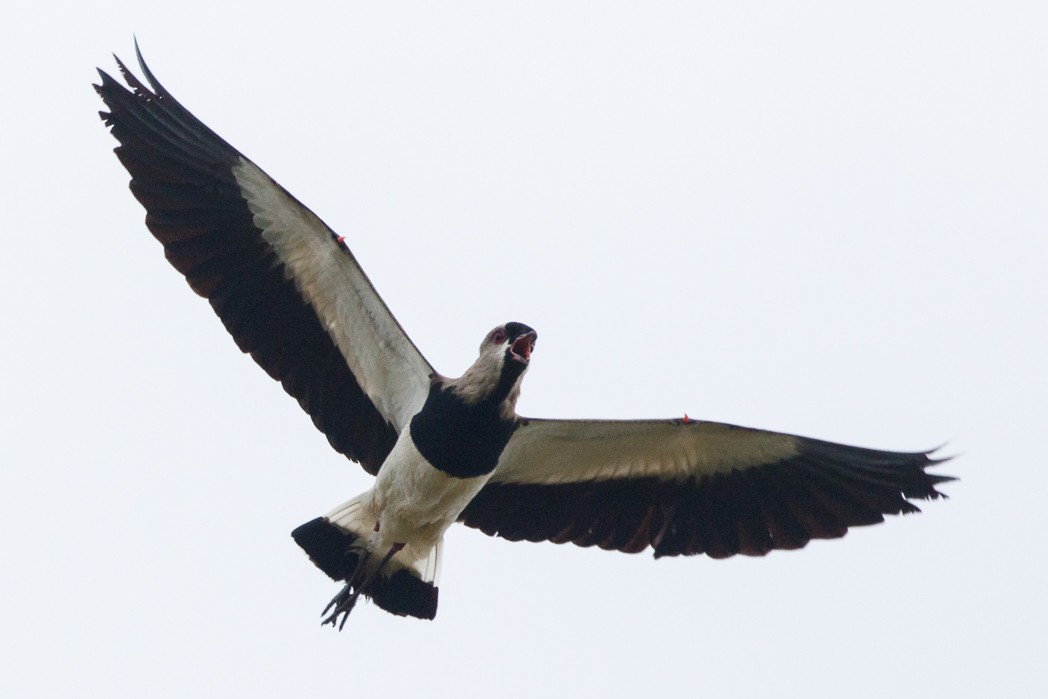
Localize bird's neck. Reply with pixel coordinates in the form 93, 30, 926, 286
446, 362, 524, 421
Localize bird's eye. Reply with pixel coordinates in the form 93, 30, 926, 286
492, 330, 506, 344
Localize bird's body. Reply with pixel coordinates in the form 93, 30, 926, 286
292, 325, 535, 622
96, 45, 954, 627
370, 427, 487, 551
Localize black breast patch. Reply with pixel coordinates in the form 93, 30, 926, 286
409, 384, 517, 479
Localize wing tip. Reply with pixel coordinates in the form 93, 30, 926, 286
133, 36, 165, 96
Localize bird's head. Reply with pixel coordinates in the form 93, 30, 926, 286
482, 321, 537, 367
451, 322, 537, 416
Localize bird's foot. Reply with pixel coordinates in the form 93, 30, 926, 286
318, 542, 406, 630
321, 583, 362, 631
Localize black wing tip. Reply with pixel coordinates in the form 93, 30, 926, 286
911, 446, 958, 498
802, 436, 958, 476
93, 66, 113, 87
910, 444, 959, 495
95, 39, 161, 104
133, 37, 166, 96
95, 55, 148, 121
806, 443, 956, 506
112, 53, 138, 89
93, 66, 125, 96
922, 440, 959, 463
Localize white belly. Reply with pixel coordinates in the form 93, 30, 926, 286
368, 428, 492, 551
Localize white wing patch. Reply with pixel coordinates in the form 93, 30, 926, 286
492, 419, 801, 485
232, 158, 430, 431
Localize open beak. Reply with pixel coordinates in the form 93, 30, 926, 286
510, 331, 537, 364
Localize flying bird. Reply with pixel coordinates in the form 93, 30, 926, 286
96, 46, 953, 628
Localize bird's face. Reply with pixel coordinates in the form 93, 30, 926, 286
481, 321, 537, 368
454, 322, 537, 413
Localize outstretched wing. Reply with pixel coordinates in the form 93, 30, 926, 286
95, 45, 433, 474
460, 417, 953, 557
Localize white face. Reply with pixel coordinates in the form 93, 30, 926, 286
480, 325, 509, 355
471, 326, 517, 385
454, 324, 536, 411
479, 324, 536, 364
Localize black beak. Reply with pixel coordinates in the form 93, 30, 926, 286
510, 331, 537, 364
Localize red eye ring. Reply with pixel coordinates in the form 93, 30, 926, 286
492, 330, 506, 344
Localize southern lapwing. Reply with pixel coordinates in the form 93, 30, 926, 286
95, 46, 953, 628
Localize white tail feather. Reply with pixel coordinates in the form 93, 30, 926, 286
325, 494, 375, 538
417, 539, 443, 585
323, 494, 442, 586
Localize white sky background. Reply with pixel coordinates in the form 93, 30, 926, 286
2, 1, 1045, 696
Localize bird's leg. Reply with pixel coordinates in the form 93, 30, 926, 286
320, 541, 370, 621
321, 542, 405, 630
322, 564, 366, 612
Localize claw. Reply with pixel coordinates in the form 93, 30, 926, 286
322, 586, 347, 617
318, 542, 406, 630
321, 584, 361, 629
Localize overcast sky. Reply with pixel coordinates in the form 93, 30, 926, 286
2, 2, 1045, 697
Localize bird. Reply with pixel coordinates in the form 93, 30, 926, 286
95, 44, 954, 628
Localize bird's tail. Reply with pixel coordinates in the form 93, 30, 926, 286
291, 494, 441, 620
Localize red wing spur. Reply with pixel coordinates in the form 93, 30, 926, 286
96, 45, 954, 628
